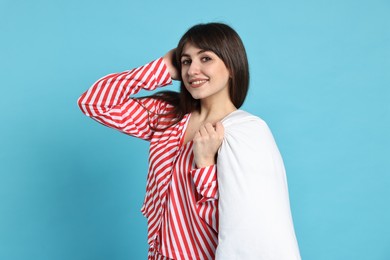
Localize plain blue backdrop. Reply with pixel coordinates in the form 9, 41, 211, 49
1, 0, 389, 259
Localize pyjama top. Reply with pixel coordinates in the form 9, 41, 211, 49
78, 58, 218, 259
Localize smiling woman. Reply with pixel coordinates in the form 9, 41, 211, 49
180, 45, 231, 102
78, 22, 301, 260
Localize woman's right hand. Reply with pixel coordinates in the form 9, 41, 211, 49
193, 122, 225, 168
163, 49, 180, 80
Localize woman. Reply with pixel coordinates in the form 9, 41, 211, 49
78, 23, 301, 260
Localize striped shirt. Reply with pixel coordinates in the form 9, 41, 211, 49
78, 58, 219, 259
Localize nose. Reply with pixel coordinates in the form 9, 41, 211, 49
187, 61, 200, 76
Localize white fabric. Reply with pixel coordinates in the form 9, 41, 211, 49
215, 110, 301, 260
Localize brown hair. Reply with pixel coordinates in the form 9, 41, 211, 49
144, 22, 250, 127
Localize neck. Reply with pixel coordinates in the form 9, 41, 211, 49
197, 98, 237, 123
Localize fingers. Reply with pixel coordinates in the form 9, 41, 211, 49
196, 122, 224, 140
192, 122, 225, 168
163, 48, 179, 80
215, 122, 224, 137
203, 123, 215, 138
199, 124, 209, 137
204, 122, 224, 137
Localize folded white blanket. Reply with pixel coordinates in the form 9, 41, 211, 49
216, 110, 301, 260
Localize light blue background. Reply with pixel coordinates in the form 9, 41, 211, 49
1, 0, 389, 259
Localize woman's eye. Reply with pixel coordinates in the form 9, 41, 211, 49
201, 56, 211, 62
181, 59, 191, 65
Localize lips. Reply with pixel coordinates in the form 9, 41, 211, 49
189, 79, 208, 88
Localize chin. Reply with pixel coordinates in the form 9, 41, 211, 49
190, 93, 207, 100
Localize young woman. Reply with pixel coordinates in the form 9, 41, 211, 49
78, 23, 301, 260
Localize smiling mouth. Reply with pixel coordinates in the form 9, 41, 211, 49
190, 79, 208, 88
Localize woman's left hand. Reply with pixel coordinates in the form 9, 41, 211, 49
193, 122, 224, 168
163, 49, 180, 80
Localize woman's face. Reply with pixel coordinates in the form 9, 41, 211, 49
180, 43, 231, 103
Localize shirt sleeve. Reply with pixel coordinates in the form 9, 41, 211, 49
191, 165, 219, 232
77, 58, 172, 141
191, 165, 218, 203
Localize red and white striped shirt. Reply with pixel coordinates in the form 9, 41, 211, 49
78, 58, 219, 259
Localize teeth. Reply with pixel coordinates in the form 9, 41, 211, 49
191, 80, 207, 85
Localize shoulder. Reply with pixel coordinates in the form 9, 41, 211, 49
219, 110, 283, 168
220, 110, 278, 149
221, 110, 269, 133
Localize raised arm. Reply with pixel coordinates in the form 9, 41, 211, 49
77, 58, 172, 140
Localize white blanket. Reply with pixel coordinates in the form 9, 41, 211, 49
216, 110, 301, 260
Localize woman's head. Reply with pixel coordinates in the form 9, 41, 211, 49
175, 22, 250, 111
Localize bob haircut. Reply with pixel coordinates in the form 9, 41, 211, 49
175, 22, 249, 113
146, 22, 249, 126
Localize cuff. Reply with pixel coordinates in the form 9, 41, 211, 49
190, 165, 218, 201
149, 57, 173, 88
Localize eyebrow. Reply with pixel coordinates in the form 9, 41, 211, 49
181, 49, 209, 58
